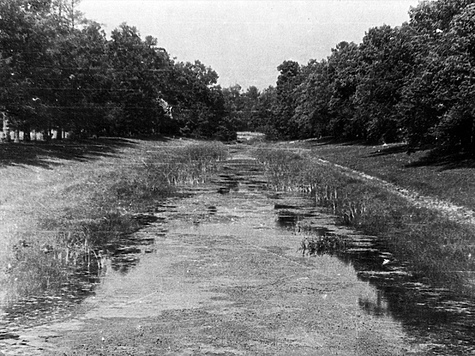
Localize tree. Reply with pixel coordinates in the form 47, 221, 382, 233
430, 3, 475, 152
53, 0, 84, 30
0, 0, 91, 139
222, 85, 261, 132
409, 0, 475, 34
274, 60, 301, 138
106, 23, 171, 136
251, 86, 277, 137
164, 60, 228, 138
354, 25, 415, 143
0, 0, 234, 141
400, 0, 475, 150
241, 86, 260, 131
0, 0, 57, 136
326, 41, 361, 138
222, 84, 246, 130
292, 60, 331, 139
47, 21, 111, 137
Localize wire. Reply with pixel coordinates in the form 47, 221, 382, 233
0, 87, 154, 91
1, 102, 268, 113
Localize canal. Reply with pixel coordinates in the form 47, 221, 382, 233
1, 144, 475, 355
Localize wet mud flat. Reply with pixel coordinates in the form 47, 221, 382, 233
2, 145, 475, 355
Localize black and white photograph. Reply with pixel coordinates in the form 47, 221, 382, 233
1, 0, 475, 354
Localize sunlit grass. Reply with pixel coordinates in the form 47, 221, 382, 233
1, 139, 228, 302
254, 146, 475, 294
297, 140, 475, 210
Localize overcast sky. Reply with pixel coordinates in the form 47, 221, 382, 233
79, 0, 421, 90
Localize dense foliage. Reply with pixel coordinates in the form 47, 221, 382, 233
2, 0, 475, 152
0, 0, 232, 139
224, 0, 475, 154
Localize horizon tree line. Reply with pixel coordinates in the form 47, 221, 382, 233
2, 0, 475, 155
224, 0, 475, 155
0, 0, 235, 141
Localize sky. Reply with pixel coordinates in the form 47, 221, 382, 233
79, 0, 422, 90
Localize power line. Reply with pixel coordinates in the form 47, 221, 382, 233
1, 104, 265, 114
0, 87, 155, 91
1, 67, 173, 73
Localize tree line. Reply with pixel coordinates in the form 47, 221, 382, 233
2, 0, 475, 152
225, 0, 475, 154
0, 0, 234, 141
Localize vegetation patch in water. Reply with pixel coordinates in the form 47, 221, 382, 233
254, 147, 475, 295
300, 234, 349, 256
157, 142, 228, 185
3, 140, 228, 302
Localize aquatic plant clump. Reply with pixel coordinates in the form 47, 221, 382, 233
3, 140, 229, 302
300, 235, 349, 256
153, 142, 229, 185
254, 147, 475, 295
253, 148, 307, 191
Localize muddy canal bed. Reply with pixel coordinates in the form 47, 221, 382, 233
2, 146, 475, 355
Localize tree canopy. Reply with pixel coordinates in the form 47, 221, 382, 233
2, 0, 475, 152
0, 0, 231, 139
219, 0, 475, 155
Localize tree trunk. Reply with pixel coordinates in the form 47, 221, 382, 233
23, 124, 31, 142
44, 128, 51, 142
2, 112, 10, 142
470, 117, 475, 157
13, 129, 20, 143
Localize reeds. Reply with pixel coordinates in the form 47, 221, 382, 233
150, 142, 228, 185
254, 148, 306, 191
254, 147, 475, 295
3, 140, 228, 301
300, 234, 349, 256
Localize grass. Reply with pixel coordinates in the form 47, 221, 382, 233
156, 142, 228, 185
296, 139, 475, 210
253, 146, 475, 295
0, 138, 228, 302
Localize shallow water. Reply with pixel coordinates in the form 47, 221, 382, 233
2, 145, 475, 354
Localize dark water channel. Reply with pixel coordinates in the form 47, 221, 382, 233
2, 146, 475, 355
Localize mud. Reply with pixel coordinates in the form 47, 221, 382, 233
1, 145, 475, 355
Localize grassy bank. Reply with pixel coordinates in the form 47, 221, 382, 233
0, 138, 227, 302
254, 146, 475, 295
292, 140, 475, 211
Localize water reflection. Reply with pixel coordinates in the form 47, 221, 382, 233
285, 202, 475, 354
355, 265, 475, 354
3, 149, 475, 355
0, 215, 167, 333
276, 209, 301, 228
358, 289, 389, 317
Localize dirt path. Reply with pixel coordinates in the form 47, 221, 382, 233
6, 148, 418, 355
278, 139, 475, 226
313, 157, 475, 226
